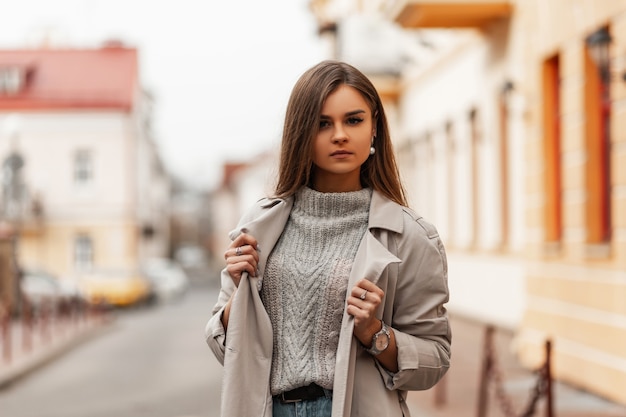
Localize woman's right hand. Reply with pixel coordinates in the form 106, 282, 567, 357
224, 232, 260, 287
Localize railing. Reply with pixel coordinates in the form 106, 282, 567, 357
426, 323, 553, 417
0, 295, 111, 367
477, 326, 553, 417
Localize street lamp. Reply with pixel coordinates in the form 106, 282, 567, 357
585, 27, 626, 83
586, 27, 611, 80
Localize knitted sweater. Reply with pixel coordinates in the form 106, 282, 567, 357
261, 186, 372, 395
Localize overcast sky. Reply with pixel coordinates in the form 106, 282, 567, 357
1, 0, 327, 191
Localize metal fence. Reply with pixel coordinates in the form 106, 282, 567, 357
0, 295, 111, 367
477, 325, 553, 417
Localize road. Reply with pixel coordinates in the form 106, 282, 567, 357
9, 276, 619, 417
0, 283, 224, 417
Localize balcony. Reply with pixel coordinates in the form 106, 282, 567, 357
3, 194, 46, 237
370, 74, 401, 102
387, 0, 512, 28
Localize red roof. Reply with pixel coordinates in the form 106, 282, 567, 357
0, 45, 139, 111
220, 162, 249, 189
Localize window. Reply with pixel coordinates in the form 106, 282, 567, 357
584, 37, 612, 244
74, 235, 93, 270
469, 108, 481, 247
0, 66, 24, 95
73, 149, 93, 185
414, 132, 434, 218
445, 122, 456, 243
499, 83, 514, 247
543, 55, 562, 243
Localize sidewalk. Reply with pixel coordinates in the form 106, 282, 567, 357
406, 314, 626, 417
3, 308, 626, 417
0, 312, 114, 389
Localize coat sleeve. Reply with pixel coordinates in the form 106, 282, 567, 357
204, 267, 237, 365
379, 212, 451, 391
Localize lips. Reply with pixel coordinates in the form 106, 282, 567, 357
330, 150, 353, 157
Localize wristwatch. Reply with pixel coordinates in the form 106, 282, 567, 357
366, 321, 391, 356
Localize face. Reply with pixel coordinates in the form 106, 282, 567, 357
312, 85, 375, 193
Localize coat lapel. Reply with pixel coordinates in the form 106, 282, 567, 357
233, 198, 294, 289
332, 192, 402, 417
222, 197, 293, 417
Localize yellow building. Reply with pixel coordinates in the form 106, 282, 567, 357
510, 0, 626, 405
310, 0, 626, 406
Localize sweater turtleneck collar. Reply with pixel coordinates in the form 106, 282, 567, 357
293, 186, 372, 218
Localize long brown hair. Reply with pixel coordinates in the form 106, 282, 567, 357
274, 60, 407, 207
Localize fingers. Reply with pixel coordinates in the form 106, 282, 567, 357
225, 233, 259, 257
224, 244, 259, 262
347, 279, 383, 319
223, 233, 260, 284
226, 261, 257, 281
349, 279, 383, 304
232, 232, 259, 253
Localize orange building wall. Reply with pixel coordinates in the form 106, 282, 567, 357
518, 0, 626, 405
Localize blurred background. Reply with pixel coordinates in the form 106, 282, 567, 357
1, 0, 626, 416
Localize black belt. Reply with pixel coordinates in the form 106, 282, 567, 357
275, 383, 328, 403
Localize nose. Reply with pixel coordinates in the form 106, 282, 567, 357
332, 125, 348, 144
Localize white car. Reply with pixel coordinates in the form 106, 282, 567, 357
142, 258, 189, 303
20, 269, 85, 312
174, 245, 207, 270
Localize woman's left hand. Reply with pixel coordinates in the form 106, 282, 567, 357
346, 278, 385, 346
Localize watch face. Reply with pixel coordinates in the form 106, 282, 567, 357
375, 334, 389, 351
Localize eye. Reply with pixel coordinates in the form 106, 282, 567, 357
319, 119, 331, 129
346, 117, 363, 125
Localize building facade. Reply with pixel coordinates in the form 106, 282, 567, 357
0, 44, 171, 282
512, 0, 626, 404
310, 0, 626, 406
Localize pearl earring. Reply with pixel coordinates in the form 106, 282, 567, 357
370, 146, 375, 155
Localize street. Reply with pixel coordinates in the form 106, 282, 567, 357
0, 283, 223, 417
3, 276, 625, 417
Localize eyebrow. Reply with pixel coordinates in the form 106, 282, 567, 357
320, 109, 366, 119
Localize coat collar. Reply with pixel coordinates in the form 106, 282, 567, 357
260, 189, 404, 234
368, 190, 404, 234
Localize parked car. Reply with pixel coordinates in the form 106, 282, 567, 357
76, 267, 152, 308
20, 269, 62, 310
174, 244, 207, 270
141, 258, 189, 303
20, 268, 85, 312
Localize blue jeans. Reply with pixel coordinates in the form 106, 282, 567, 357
272, 390, 333, 417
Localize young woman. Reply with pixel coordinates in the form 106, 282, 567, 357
205, 60, 451, 417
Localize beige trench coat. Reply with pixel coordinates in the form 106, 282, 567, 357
205, 190, 451, 417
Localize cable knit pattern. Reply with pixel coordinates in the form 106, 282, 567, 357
261, 186, 371, 395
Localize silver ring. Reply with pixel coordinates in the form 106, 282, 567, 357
360, 290, 367, 300
235, 246, 242, 256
